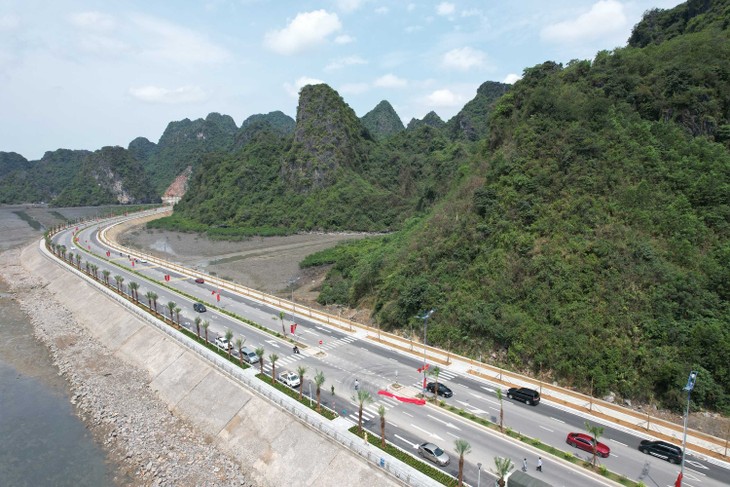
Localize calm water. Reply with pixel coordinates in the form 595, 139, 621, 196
0, 283, 117, 486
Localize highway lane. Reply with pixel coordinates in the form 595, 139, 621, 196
56, 218, 730, 487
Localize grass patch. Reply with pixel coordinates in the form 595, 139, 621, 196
254, 373, 338, 420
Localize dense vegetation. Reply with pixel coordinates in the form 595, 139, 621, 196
303, 1, 730, 413
360, 100, 405, 140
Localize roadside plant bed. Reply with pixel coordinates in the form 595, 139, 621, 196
348, 426, 457, 486
438, 403, 641, 487
255, 373, 338, 420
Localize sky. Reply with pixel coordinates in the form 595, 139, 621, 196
0, 0, 685, 161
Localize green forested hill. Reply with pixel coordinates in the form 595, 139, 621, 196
360, 100, 405, 140
0, 149, 90, 204
307, 1, 730, 412
53, 146, 160, 206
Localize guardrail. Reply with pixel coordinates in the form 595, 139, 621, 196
39, 236, 442, 487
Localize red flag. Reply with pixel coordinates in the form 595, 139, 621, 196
675, 472, 682, 487
216, 293, 220, 302
212, 290, 216, 295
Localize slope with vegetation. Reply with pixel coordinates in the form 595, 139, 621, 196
305, 0, 730, 413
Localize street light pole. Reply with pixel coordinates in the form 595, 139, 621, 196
419, 309, 435, 393
477, 462, 482, 487
679, 370, 698, 487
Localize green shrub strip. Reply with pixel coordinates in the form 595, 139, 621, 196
254, 373, 338, 420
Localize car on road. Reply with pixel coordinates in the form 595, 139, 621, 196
139, 258, 148, 263
426, 382, 453, 398
193, 303, 206, 313
277, 370, 301, 388
507, 387, 540, 405
240, 346, 259, 365
638, 440, 683, 464
418, 442, 450, 466
566, 432, 610, 458
214, 336, 232, 351
194, 277, 205, 284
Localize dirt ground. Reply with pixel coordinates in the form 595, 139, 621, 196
114, 215, 374, 324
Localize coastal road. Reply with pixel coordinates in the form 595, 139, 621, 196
52, 214, 730, 487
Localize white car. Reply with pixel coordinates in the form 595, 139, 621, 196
277, 371, 301, 388
214, 336, 232, 351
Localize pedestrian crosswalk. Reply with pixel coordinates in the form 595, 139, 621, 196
348, 395, 400, 423
410, 368, 459, 389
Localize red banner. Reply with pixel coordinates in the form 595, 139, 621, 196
378, 390, 426, 405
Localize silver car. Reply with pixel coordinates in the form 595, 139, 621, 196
418, 442, 450, 466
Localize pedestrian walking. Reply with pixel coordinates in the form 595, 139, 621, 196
354, 379, 359, 391
331, 384, 335, 396
522, 458, 527, 472
536, 457, 542, 472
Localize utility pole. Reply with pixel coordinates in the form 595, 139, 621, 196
679, 370, 698, 487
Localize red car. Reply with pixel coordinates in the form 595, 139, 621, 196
566, 432, 610, 458
194, 277, 205, 284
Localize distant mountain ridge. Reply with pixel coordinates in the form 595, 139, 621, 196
360, 100, 405, 140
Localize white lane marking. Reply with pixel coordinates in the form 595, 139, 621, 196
609, 439, 627, 447
315, 326, 332, 334
402, 412, 414, 418
539, 425, 554, 433
265, 340, 280, 348
394, 434, 415, 447
685, 460, 709, 471
480, 386, 495, 393
446, 431, 460, 439
426, 414, 461, 430
470, 392, 482, 399
411, 423, 443, 441
550, 417, 565, 424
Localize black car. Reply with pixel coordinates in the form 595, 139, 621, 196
193, 303, 206, 313
639, 440, 683, 464
426, 382, 453, 398
507, 387, 540, 405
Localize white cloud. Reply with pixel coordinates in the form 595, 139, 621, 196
436, 2, 455, 16
540, 0, 627, 44
425, 88, 463, 107
339, 82, 370, 94
335, 0, 365, 13
132, 14, 230, 64
503, 73, 521, 84
374, 74, 407, 88
0, 14, 21, 31
283, 76, 325, 97
68, 11, 116, 31
442, 47, 486, 71
325, 55, 367, 71
128, 85, 207, 104
335, 34, 354, 44
374, 7, 389, 15
264, 10, 342, 55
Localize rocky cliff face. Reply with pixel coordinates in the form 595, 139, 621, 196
282, 84, 371, 192
163, 166, 192, 201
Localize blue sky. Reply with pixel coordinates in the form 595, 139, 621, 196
0, 0, 684, 160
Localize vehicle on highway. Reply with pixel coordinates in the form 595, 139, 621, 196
140, 258, 148, 263
195, 277, 205, 284
277, 370, 301, 388
418, 442, 450, 466
240, 346, 259, 365
507, 387, 540, 405
193, 303, 206, 313
638, 440, 683, 464
566, 432, 610, 457
426, 382, 453, 398
214, 336, 232, 351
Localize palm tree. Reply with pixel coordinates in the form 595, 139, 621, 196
174, 306, 181, 324
90, 264, 98, 279
492, 456, 514, 487
585, 421, 605, 468
194, 317, 202, 339
235, 337, 245, 366
114, 275, 124, 292
102, 269, 110, 286
296, 365, 307, 401
128, 281, 139, 301
378, 404, 387, 448
269, 353, 279, 384
496, 388, 504, 432
428, 365, 442, 402
255, 347, 265, 374
150, 292, 158, 313
454, 438, 472, 486
145, 291, 155, 310
68, 251, 74, 264
84, 261, 90, 273
202, 320, 210, 343
278, 311, 286, 335
75, 254, 81, 268
59, 245, 66, 260
166, 301, 176, 323
225, 329, 234, 359
314, 370, 326, 413
353, 388, 374, 434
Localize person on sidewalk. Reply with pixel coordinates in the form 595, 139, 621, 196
522, 458, 528, 472
354, 379, 359, 391
536, 457, 542, 472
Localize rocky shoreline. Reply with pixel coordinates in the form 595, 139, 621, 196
1, 246, 256, 487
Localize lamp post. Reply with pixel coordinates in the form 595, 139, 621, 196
477, 462, 482, 487
419, 309, 435, 393
679, 370, 698, 487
